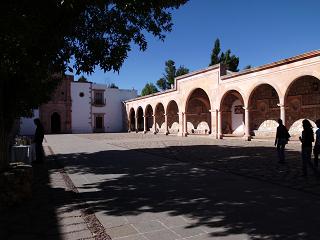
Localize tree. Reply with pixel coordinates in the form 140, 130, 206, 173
141, 83, 159, 96
209, 38, 240, 72
0, 0, 188, 171
156, 60, 189, 90
78, 76, 88, 82
107, 83, 119, 89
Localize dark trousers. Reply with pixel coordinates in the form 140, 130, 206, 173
314, 147, 319, 169
35, 143, 44, 162
302, 146, 316, 176
277, 143, 286, 163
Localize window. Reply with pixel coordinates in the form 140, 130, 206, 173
93, 91, 105, 105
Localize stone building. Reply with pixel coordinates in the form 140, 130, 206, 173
39, 75, 73, 134
124, 50, 320, 139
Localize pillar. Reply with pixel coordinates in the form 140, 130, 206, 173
278, 104, 286, 126
183, 112, 188, 136
209, 110, 217, 138
143, 115, 147, 133
153, 115, 157, 134
217, 109, 223, 139
243, 107, 251, 141
135, 116, 138, 133
178, 112, 184, 136
164, 114, 169, 135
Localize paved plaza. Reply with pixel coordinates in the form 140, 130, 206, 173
2, 133, 320, 240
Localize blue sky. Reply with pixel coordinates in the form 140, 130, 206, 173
75, 0, 320, 94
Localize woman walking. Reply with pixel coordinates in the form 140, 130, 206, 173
299, 119, 314, 177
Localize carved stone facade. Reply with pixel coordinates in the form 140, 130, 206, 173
39, 75, 73, 134
125, 50, 320, 139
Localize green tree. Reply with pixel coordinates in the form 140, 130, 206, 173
0, 0, 188, 171
78, 76, 88, 82
141, 83, 159, 96
209, 38, 240, 72
107, 83, 119, 89
156, 60, 189, 90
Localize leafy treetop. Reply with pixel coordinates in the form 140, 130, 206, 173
156, 60, 189, 90
141, 83, 159, 96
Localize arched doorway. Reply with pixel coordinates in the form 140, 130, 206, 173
186, 88, 211, 135
167, 100, 179, 134
248, 84, 280, 138
145, 105, 154, 132
129, 108, 135, 132
285, 75, 320, 137
51, 112, 61, 133
155, 103, 165, 133
220, 90, 245, 136
137, 107, 144, 132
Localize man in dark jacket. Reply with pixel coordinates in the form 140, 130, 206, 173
275, 119, 290, 163
33, 118, 44, 163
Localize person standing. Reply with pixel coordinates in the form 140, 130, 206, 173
275, 119, 290, 163
299, 119, 314, 177
314, 119, 320, 170
33, 118, 45, 163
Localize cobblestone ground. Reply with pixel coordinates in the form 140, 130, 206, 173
44, 133, 320, 240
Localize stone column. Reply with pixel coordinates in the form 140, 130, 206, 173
243, 107, 251, 141
178, 112, 184, 136
143, 115, 147, 133
135, 116, 138, 133
164, 114, 169, 135
153, 115, 157, 134
183, 112, 188, 136
209, 110, 217, 138
278, 104, 286, 126
128, 118, 131, 132
217, 109, 223, 139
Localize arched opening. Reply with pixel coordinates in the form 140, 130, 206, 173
248, 84, 280, 138
285, 75, 320, 137
145, 105, 154, 132
51, 112, 61, 134
155, 103, 165, 133
166, 100, 179, 134
186, 88, 211, 135
129, 108, 135, 131
137, 107, 144, 132
220, 90, 244, 136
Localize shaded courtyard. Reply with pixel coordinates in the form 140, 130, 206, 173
40, 133, 320, 240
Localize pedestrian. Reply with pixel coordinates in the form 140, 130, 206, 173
299, 119, 315, 177
275, 119, 290, 163
33, 118, 45, 163
313, 119, 320, 169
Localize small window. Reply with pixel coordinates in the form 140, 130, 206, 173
79, 92, 84, 97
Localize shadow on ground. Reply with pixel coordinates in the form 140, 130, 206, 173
54, 144, 320, 240
0, 159, 77, 240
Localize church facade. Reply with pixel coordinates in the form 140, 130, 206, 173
124, 50, 320, 139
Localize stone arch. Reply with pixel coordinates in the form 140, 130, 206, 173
136, 106, 144, 132
220, 90, 245, 136
248, 84, 280, 138
185, 88, 211, 135
246, 82, 283, 106
166, 100, 179, 134
284, 75, 320, 137
155, 103, 165, 133
51, 112, 61, 134
145, 104, 154, 132
129, 108, 135, 131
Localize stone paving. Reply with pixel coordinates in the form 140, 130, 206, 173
0, 147, 96, 240
45, 133, 320, 240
